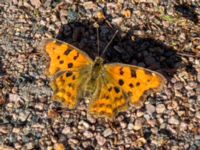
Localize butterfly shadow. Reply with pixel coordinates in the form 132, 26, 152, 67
56, 21, 182, 81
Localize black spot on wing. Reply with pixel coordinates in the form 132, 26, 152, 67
66, 92, 72, 97
72, 75, 76, 80
105, 95, 110, 99
68, 63, 73, 68
114, 87, 120, 93
129, 83, 134, 88
73, 52, 79, 60
57, 56, 60, 59
59, 60, 64, 64
136, 82, 140, 86
106, 104, 112, 108
131, 69, 137, 78
118, 79, 124, 86
119, 67, 124, 75
64, 49, 73, 55
66, 71, 73, 77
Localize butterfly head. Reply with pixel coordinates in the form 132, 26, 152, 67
94, 56, 104, 66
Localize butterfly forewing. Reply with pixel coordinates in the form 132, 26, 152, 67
42, 39, 93, 108
41, 39, 93, 76
104, 63, 166, 107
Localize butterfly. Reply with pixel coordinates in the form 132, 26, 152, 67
41, 37, 166, 119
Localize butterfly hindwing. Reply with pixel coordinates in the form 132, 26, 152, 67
51, 69, 89, 109
88, 75, 129, 119
104, 63, 166, 107
42, 39, 93, 108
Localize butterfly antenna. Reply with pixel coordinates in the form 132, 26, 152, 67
94, 22, 100, 56
97, 26, 100, 56
101, 30, 118, 57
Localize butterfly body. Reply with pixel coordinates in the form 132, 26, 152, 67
83, 57, 104, 97
42, 39, 166, 119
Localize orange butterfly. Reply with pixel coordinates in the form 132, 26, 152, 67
41, 35, 166, 119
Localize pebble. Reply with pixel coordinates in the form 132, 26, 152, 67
168, 116, 180, 125
24, 142, 35, 150
9, 94, 21, 103
120, 121, 127, 129
127, 123, 134, 130
68, 138, 79, 145
146, 103, 156, 114
30, 0, 41, 8
79, 120, 90, 129
96, 134, 106, 146
174, 81, 184, 90
103, 128, 112, 137
112, 17, 123, 25
62, 126, 71, 135
83, 1, 97, 10
156, 104, 166, 113
133, 118, 144, 130
83, 130, 93, 138
195, 112, 200, 119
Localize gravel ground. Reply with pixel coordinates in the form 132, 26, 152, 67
0, 0, 200, 150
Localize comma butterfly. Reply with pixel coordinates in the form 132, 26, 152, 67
41, 33, 166, 119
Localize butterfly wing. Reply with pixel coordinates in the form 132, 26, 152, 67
41, 39, 93, 76
41, 39, 93, 109
88, 73, 129, 119
104, 63, 166, 107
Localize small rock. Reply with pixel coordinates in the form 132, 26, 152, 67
112, 17, 123, 25
120, 122, 127, 129
62, 126, 71, 135
127, 123, 134, 130
82, 141, 91, 148
103, 128, 112, 137
9, 94, 21, 103
174, 81, 183, 90
146, 104, 156, 114
68, 138, 79, 145
179, 122, 187, 131
168, 116, 179, 125
30, 0, 41, 8
87, 115, 96, 124
83, 1, 97, 10
35, 103, 44, 111
79, 120, 90, 129
24, 142, 34, 150
195, 112, 200, 119
12, 0, 18, 5
156, 104, 166, 113
133, 118, 144, 130
96, 134, 106, 146
0, 145, 15, 150
83, 130, 93, 138
18, 111, 30, 122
